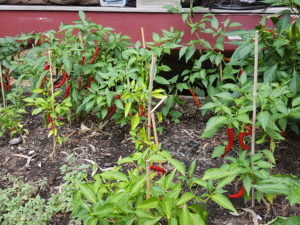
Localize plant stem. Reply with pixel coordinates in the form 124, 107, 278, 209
0, 63, 7, 108
147, 55, 157, 139
251, 31, 259, 208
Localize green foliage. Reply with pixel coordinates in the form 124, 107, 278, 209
71, 130, 239, 225
266, 216, 300, 225
0, 159, 90, 225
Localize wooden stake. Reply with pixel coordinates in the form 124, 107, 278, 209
151, 113, 159, 146
147, 55, 157, 139
141, 27, 146, 49
0, 63, 6, 108
146, 159, 151, 199
220, 61, 223, 82
251, 31, 259, 208
48, 50, 56, 158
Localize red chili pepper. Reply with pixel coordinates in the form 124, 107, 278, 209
47, 114, 54, 129
281, 130, 285, 137
239, 70, 245, 75
221, 128, 235, 158
40, 76, 47, 89
53, 72, 68, 89
80, 51, 85, 65
64, 85, 71, 98
86, 77, 93, 89
44, 62, 50, 71
228, 186, 245, 198
138, 104, 144, 117
90, 46, 101, 64
238, 126, 252, 150
47, 114, 53, 123
116, 94, 121, 100
189, 88, 201, 108
223, 57, 231, 62
109, 105, 116, 117
78, 78, 82, 88
150, 164, 166, 174
4, 68, 10, 92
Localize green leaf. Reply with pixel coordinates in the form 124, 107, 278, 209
264, 64, 277, 83
180, 205, 192, 225
78, 184, 96, 204
177, 192, 195, 206
211, 194, 237, 213
169, 158, 186, 176
189, 213, 205, 225
143, 218, 162, 225
211, 145, 225, 158
253, 183, 289, 195
131, 114, 140, 130
100, 170, 128, 182
78, 10, 86, 21
243, 175, 252, 194
211, 16, 219, 30
290, 70, 300, 94
136, 209, 154, 219
231, 44, 252, 61
155, 76, 170, 85
137, 197, 160, 209
179, 46, 188, 60
162, 198, 172, 219
236, 114, 251, 124
124, 102, 132, 117
32, 107, 43, 115
257, 111, 270, 131
292, 96, 300, 107
203, 168, 242, 180
229, 22, 242, 28
201, 116, 227, 138
216, 175, 236, 190
185, 46, 195, 63
262, 150, 276, 164
188, 160, 196, 178
255, 160, 274, 169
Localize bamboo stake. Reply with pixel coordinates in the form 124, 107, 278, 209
151, 113, 159, 146
48, 50, 57, 158
220, 61, 223, 82
0, 63, 6, 108
146, 159, 151, 200
251, 31, 259, 208
141, 27, 146, 49
147, 55, 157, 139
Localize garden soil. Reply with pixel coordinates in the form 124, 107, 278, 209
0, 96, 299, 225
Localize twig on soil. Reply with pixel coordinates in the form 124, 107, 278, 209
0, 63, 7, 108
147, 55, 157, 139
251, 31, 259, 208
262, 197, 271, 218
242, 208, 260, 225
11, 153, 36, 166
